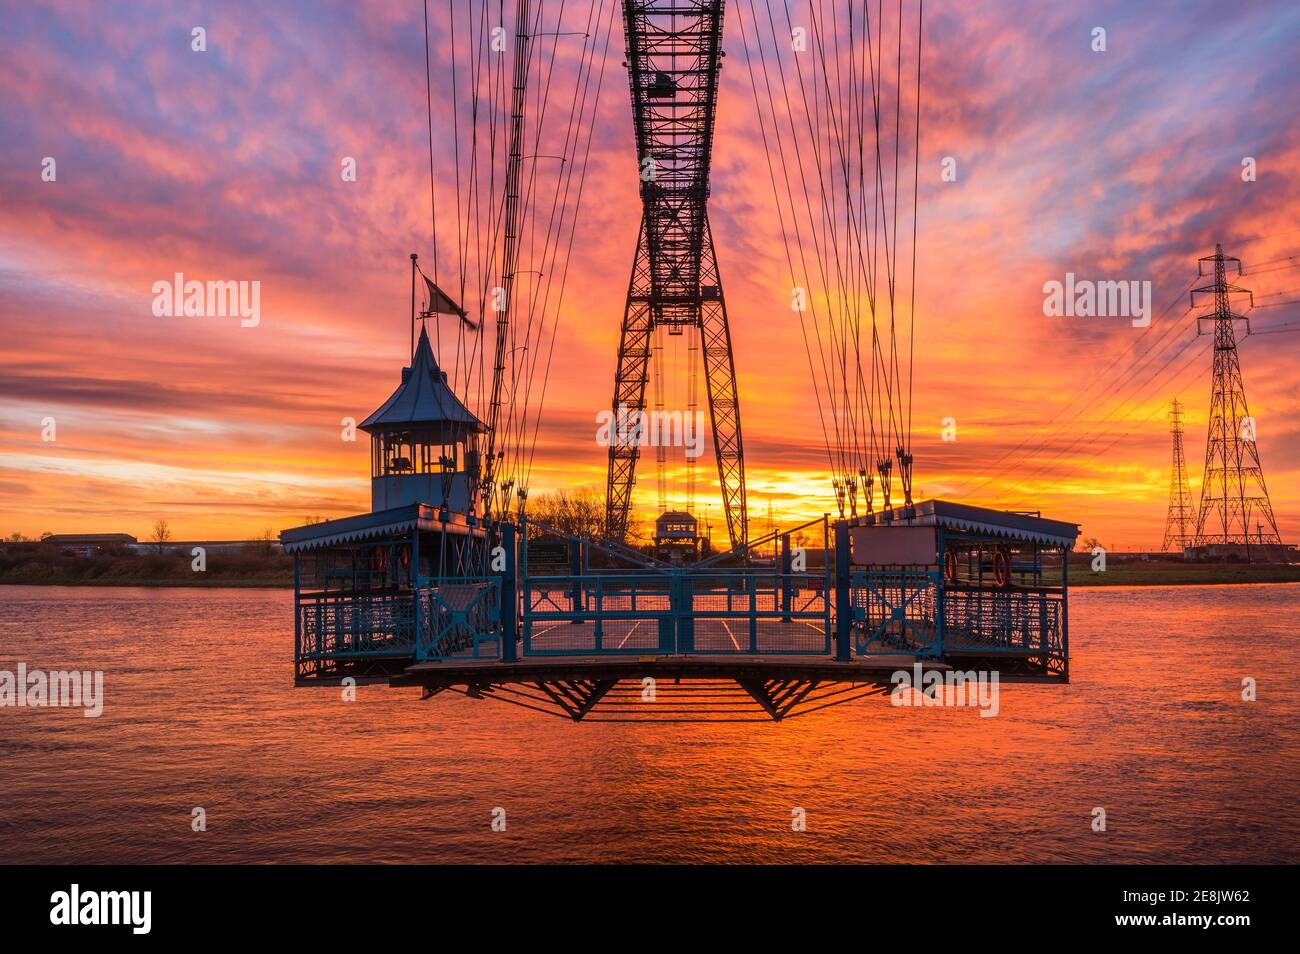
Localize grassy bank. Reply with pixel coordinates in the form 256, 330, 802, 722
2, 548, 1296, 588
0, 547, 293, 587
1067, 556, 1300, 587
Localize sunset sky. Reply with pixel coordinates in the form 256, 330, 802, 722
2, 0, 1298, 550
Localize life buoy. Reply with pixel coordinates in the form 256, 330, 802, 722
373, 546, 388, 573
943, 550, 958, 586
399, 544, 412, 571
993, 549, 1011, 587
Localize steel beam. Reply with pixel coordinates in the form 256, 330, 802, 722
606, 0, 747, 548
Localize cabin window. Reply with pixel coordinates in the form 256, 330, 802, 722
373, 432, 464, 477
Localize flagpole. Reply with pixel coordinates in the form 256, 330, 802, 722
410, 252, 418, 358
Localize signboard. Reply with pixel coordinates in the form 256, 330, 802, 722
526, 540, 571, 566
851, 525, 938, 567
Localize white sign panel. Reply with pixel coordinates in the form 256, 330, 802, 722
851, 525, 939, 567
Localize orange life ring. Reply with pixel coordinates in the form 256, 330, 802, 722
943, 550, 958, 586
373, 546, 388, 572
993, 550, 1011, 587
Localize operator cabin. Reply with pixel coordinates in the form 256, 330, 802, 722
280, 325, 491, 679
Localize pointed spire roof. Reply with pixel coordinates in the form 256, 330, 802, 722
359, 325, 486, 436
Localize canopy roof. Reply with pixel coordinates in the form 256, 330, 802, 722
359, 325, 486, 436
279, 503, 484, 552
860, 499, 1080, 548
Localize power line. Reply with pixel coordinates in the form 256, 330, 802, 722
949, 273, 1200, 498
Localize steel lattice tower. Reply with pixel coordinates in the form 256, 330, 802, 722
1161, 399, 1194, 551
605, 0, 747, 547
1190, 244, 1282, 550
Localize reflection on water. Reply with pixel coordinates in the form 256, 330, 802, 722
1, 584, 1297, 863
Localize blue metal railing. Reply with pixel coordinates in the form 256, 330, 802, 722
941, 586, 1065, 657
678, 569, 830, 654
517, 515, 834, 657
414, 576, 502, 661
850, 568, 945, 657
292, 515, 1068, 677
523, 573, 674, 655
847, 568, 1067, 673
295, 589, 415, 679
520, 568, 830, 656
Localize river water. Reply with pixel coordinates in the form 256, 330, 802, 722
1, 584, 1297, 863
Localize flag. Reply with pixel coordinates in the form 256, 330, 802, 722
423, 276, 477, 328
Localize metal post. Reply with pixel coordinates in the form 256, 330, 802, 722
748, 574, 758, 652
292, 555, 301, 672
409, 253, 417, 359
1061, 544, 1070, 680
411, 525, 420, 582
822, 515, 832, 652
411, 526, 421, 657
834, 520, 852, 662
677, 573, 694, 653
1038, 590, 1047, 651
501, 522, 518, 662
519, 513, 531, 655
659, 575, 675, 653
349, 546, 359, 653
934, 528, 945, 658
570, 538, 585, 623
780, 532, 792, 623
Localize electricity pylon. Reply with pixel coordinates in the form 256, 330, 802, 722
1161, 399, 1193, 551
1190, 244, 1282, 553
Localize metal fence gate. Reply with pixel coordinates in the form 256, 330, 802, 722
850, 568, 943, 657
519, 518, 831, 657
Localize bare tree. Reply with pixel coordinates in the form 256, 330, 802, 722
624, 517, 651, 549
526, 489, 605, 539
151, 519, 171, 554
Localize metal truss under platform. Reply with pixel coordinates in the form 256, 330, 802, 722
386, 654, 1049, 723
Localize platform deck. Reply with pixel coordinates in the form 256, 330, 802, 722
393, 653, 943, 687
524, 619, 829, 654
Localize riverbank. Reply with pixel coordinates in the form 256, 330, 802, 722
0, 547, 292, 587
2, 548, 1296, 587
1067, 557, 1300, 586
